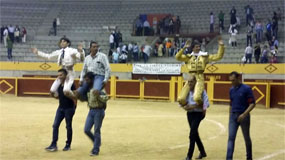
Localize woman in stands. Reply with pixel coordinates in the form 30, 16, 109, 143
31, 37, 85, 97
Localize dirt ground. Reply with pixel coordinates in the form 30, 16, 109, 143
0, 95, 284, 160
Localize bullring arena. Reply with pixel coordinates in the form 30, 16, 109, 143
0, 0, 285, 159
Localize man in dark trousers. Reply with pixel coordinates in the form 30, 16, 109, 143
226, 71, 255, 160
53, 19, 57, 36
182, 74, 209, 160
45, 68, 76, 152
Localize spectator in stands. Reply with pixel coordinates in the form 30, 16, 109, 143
169, 17, 174, 34
7, 24, 15, 42
133, 43, 139, 62
45, 68, 76, 152
158, 42, 163, 57
128, 42, 133, 62
114, 31, 120, 48
265, 19, 272, 42
244, 45, 253, 64
143, 20, 150, 36
119, 52, 128, 63
21, 27, 27, 43
254, 44, 261, 63
271, 36, 279, 48
218, 11, 225, 33
166, 40, 172, 57
135, 18, 143, 36
143, 43, 152, 63
261, 45, 269, 63
255, 20, 263, 43
56, 16, 60, 27
270, 45, 278, 63
109, 32, 114, 49
229, 25, 238, 48
6, 35, 13, 60
277, 7, 283, 21
210, 12, 214, 33
272, 12, 279, 39
230, 6, 237, 26
14, 25, 20, 43
112, 49, 119, 63
53, 19, 57, 36
244, 5, 254, 26
157, 20, 161, 35
246, 24, 253, 47
0, 25, 5, 43
117, 30, 123, 46
176, 16, 181, 34
3, 26, 8, 47
31, 37, 84, 97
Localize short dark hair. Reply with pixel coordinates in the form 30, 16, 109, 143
90, 41, 99, 48
58, 68, 68, 75
230, 71, 239, 78
191, 40, 201, 48
59, 37, 71, 46
84, 72, 94, 81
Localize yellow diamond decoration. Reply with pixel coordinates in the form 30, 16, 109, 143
251, 86, 264, 103
206, 64, 218, 73
264, 64, 277, 73
39, 63, 51, 70
0, 80, 14, 94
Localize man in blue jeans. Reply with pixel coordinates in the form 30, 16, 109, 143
182, 74, 209, 160
82, 72, 108, 156
76, 41, 110, 101
45, 69, 76, 152
227, 71, 256, 160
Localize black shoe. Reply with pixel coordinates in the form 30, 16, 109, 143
62, 145, 71, 151
45, 145, 57, 152
90, 150, 99, 156
184, 157, 191, 160
195, 153, 207, 159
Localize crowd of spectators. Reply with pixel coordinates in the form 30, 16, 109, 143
134, 15, 181, 36
1, 24, 27, 60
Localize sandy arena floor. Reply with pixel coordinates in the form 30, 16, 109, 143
0, 95, 284, 160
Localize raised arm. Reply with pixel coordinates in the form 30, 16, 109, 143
208, 37, 225, 62
75, 43, 85, 62
175, 40, 191, 62
31, 48, 60, 60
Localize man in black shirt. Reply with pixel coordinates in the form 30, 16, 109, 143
45, 69, 76, 152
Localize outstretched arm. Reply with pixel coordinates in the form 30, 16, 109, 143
208, 37, 225, 62
31, 48, 59, 60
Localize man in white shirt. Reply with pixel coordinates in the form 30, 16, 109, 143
143, 44, 152, 63
109, 33, 114, 49
31, 37, 84, 97
143, 20, 150, 36
3, 27, 8, 47
244, 45, 253, 64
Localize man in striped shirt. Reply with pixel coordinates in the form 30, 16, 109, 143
76, 41, 111, 101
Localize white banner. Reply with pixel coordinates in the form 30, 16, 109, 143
132, 63, 181, 75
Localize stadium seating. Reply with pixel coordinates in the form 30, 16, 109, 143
0, 0, 284, 63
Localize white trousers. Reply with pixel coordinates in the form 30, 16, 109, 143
50, 70, 75, 94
